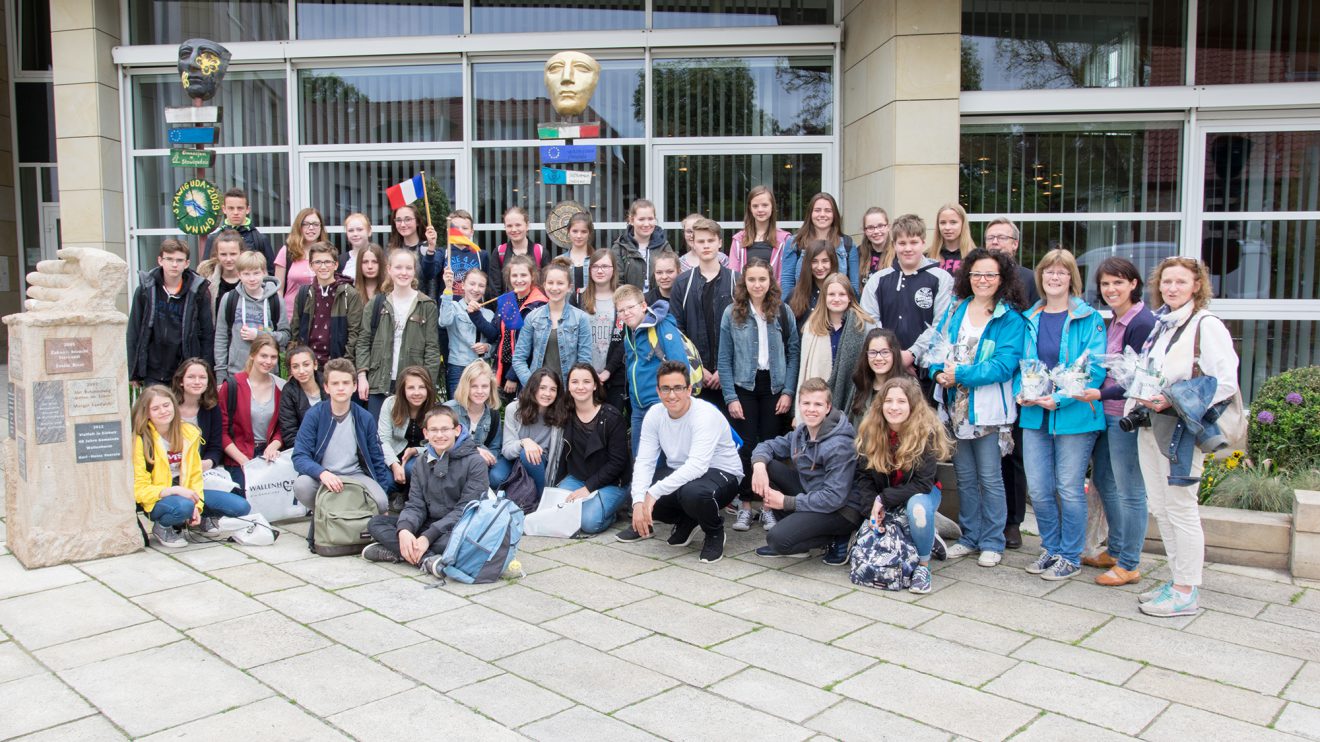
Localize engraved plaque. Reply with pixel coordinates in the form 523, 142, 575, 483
32, 381, 66, 445
45, 338, 94, 374
75, 421, 123, 463
68, 378, 118, 417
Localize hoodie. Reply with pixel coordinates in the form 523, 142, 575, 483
290, 274, 363, 366
623, 300, 691, 409
207, 217, 275, 274
397, 434, 491, 547
728, 228, 790, 278
128, 267, 215, 383
750, 408, 859, 517
859, 257, 954, 360
214, 276, 289, 383
611, 226, 672, 292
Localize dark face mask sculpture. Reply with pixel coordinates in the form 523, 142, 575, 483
178, 39, 232, 101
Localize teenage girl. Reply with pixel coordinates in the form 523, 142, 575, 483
848, 328, 912, 427
355, 248, 440, 417
495, 255, 548, 398
512, 260, 593, 385
172, 358, 223, 472
564, 212, 595, 295
219, 335, 286, 488
275, 208, 322, 321
728, 185, 791, 279
339, 212, 376, 279
378, 365, 438, 506
576, 248, 627, 409
787, 241, 839, 325
354, 244, 385, 306
278, 345, 323, 446
859, 207, 891, 283
796, 273, 875, 425
496, 206, 546, 294
645, 249, 681, 305
387, 203, 439, 290
930, 202, 975, 277
612, 199, 672, 291
781, 193, 859, 297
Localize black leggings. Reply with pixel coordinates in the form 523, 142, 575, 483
732, 371, 784, 499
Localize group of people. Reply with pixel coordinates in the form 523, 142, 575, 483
127, 186, 1238, 615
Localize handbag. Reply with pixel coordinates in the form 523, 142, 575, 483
243, 451, 309, 523
1192, 319, 1247, 450
523, 486, 587, 538
499, 460, 541, 514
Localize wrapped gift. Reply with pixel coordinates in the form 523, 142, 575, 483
1019, 359, 1053, 401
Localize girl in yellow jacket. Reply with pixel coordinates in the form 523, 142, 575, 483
133, 386, 251, 548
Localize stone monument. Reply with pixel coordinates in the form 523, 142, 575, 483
4, 247, 140, 567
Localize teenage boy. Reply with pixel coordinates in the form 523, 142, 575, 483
291, 242, 363, 367
197, 229, 244, 319
292, 358, 393, 515
436, 209, 497, 298
129, 238, 215, 388
670, 218, 737, 417
859, 214, 953, 373
616, 284, 691, 453
214, 251, 289, 384
619, 361, 743, 563
361, 406, 488, 574
749, 378, 860, 563
206, 187, 275, 272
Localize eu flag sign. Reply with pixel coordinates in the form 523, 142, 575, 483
540, 145, 597, 164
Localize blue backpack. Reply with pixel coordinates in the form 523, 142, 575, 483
437, 491, 525, 584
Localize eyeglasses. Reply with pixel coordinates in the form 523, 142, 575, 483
969, 272, 1001, 281
984, 234, 1017, 243
311, 259, 336, 267
866, 349, 893, 358
616, 303, 641, 315
302, 222, 322, 228
657, 385, 689, 396
863, 225, 888, 232
590, 264, 613, 272
394, 217, 416, 224
1043, 269, 1071, 278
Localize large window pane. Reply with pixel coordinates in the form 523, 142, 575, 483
661, 152, 822, 223
473, 145, 644, 230
472, 60, 643, 141
961, 0, 1186, 91
1201, 219, 1318, 300
308, 159, 457, 233
297, 0, 461, 39
473, 0, 642, 33
132, 72, 287, 149
18, 0, 52, 72
961, 122, 1181, 214
654, 0, 831, 29
653, 57, 832, 137
15, 83, 54, 163
300, 66, 462, 145
134, 153, 290, 230
129, 0, 288, 44
1203, 131, 1320, 213
1227, 319, 1319, 403
1197, 0, 1320, 84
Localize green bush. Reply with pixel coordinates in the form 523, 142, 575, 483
1248, 366, 1320, 474
410, 175, 451, 233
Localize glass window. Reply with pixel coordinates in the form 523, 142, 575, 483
472, 60, 644, 141
18, 0, 52, 72
1228, 319, 1319, 403
660, 152, 822, 223
307, 159, 458, 231
652, 56, 832, 137
134, 153, 290, 230
296, 0, 462, 39
961, 0, 1186, 90
1201, 219, 1318, 300
1203, 131, 1320, 213
132, 71, 287, 149
961, 122, 1182, 215
1197, 0, 1320, 84
473, 0, 643, 34
15, 83, 55, 163
300, 66, 462, 145
653, 0, 831, 29
472, 145, 644, 228
129, 0, 289, 44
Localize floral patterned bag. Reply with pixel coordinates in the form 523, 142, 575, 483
849, 510, 919, 591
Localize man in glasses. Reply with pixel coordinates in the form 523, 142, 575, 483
618, 361, 743, 564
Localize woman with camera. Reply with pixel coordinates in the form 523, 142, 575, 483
1129, 257, 1238, 617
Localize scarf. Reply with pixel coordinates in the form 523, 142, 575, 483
798, 314, 869, 420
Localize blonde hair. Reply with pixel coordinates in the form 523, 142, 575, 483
243, 334, 280, 374
1149, 256, 1214, 313
132, 386, 184, 473
236, 251, 267, 273
381, 247, 419, 294
855, 377, 952, 474
1035, 248, 1082, 298
806, 273, 871, 337
286, 208, 324, 263
453, 360, 501, 412
928, 203, 975, 260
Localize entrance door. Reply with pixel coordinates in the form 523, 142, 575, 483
298, 149, 467, 242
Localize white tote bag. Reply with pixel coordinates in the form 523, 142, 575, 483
243, 451, 308, 523
523, 486, 588, 538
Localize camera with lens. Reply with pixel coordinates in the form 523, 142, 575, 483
1118, 407, 1151, 433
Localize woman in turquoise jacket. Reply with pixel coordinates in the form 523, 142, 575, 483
927, 248, 1027, 567
1018, 249, 1107, 582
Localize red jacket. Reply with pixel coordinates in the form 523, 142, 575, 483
220, 372, 283, 465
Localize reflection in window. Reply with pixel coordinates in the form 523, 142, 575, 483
473, 0, 642, 33
296, 0, 461, 39
300, 66, 462, 145
1203, 131, 1320, 213
961, 123, 1181, 215
1201, 220, 1318, 300
1197, 0, 1320, 84
473, 60, 643, 141
134, 153, 290, 230
961, 0, 1185, 90
661, 153, 821, 223
653, 0, 831, 29
18, 0, 52, 72
15, 83, 55, 163
129, 0, 288, 44
473, 145, 644, 232
652, 57, 832, 137
1228, 319, 1319, 403
133, 72, 287, 149
308, 160, 457, 231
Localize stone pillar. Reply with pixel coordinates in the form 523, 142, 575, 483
0, 3, 22, 352
841, 0, 960, 241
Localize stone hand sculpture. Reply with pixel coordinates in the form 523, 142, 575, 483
25, 247, 128, 314
178, 38, 232, 101
544, 51, 601, 117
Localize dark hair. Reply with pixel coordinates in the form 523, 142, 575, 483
223, 187, 248, 203
793, 192, 841, 251
307, 241, 339, 261
323, 358, 356, 380
656, 360, 689, 387
1095, 256, 1144, 305
212, 229, 244, 251
158, 238, 190, 258
518, 368, 567, 427
567, 211, 595, 250
424, 405, 461, 429
171, 358, 218, 410
387, 204, 423, 249
953, 247, 1027, 310
392, 366, 437, 428
286, 345, 317, 366
732, 258, 783, 325
566, 362, 607, 406
788, 240, 838, 318
850, 328, 911, 419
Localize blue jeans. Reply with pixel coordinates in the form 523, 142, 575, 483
904, 486, 942, 562
489, 451, 546, 493
1091, 415, 1148, 571
445, 363, 465, 401
630, 402, 652, 455
952, 433, 1007, 552
555, 475, 629, 534
1023, 427, 1098, 566
148, 489, 251, 527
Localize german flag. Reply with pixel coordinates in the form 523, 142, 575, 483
448, 227, 480, 252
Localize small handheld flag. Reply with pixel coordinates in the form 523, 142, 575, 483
447, 227, 480, 252
386, 174, 424, 210
496, 292, 524, 331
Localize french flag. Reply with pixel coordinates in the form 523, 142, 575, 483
386, 174, 424, 210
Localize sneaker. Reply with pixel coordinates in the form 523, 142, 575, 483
931, 533, 948, 562
909, 565, 932, 594
1041, 558, 1080, 581
732, 509, 754, 532
760, 508, 779, 530
1140, 586, 1200, 617
615, 526, 650, 543
419, 555, 444, 578
198, 516, 220, 535
946, 542, 976, 559
152, 522, 186, 548
361, 543, 399, 563
700, 531, 726, 563
822, 539, 849, 566
667, 519, 699, 547
977, 550, 1003, 568
1025, 550, 1058, 575
1139, 581, 1173, 604
755, 545, 808, 558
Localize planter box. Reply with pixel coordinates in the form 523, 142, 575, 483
1142, 505, 1291, 570
1291, 490, 1320, 578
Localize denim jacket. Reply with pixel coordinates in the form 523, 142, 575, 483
1018, 297, 1107, 436
512, 302, 593, 384
717, 302, 800, 405
780, 234, 860, 298
439, 294, 497, 368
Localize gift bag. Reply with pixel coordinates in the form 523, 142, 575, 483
523, 487, 587, 538
243, 451, 308, 523
1019, 359, 1053, 401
